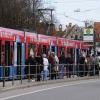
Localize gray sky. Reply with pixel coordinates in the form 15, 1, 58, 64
43, 0, 100, 27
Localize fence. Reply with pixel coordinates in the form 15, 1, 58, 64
0, 63, 100, 87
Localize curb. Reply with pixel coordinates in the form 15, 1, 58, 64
0, 76, 100, 92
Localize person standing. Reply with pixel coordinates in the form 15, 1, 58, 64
28, 54, 37, 81
48, 52, 55, 80
79, 54, 85, 77
85, 55, 92, 76
59, 53, 66, 79
35, 54, 43, 81
66, 54, 73, 78
42, 54, 49, 81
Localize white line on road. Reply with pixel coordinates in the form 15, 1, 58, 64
1, 79, 100, 100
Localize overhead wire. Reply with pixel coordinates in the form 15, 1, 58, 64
42, 0, 100, 25
43, 0, 100, 4
54, 12, 85, 23
74, 7, 100, 13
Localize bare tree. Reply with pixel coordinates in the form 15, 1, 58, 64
0, 0, 57, 35
0, 0, 42, 31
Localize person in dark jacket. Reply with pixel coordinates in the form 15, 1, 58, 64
79, 54, 85, 77
35, 55, 43, 81
27, 55, 37, 80
59, 53, 66, 79
48, 52, 56, 80
66, 54, 73, 78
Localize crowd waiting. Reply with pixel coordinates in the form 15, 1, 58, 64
25, 52, 100, 82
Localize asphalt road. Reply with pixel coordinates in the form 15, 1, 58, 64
0, 79, 100, 100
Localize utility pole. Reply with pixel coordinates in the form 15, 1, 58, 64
33, 0, 36, 32
93, 29, 96, 56
33, 0, 39, 57
38, 8, 54, 35
50, 9, 53, 25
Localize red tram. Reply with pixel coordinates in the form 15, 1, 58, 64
0, 27, 88, 79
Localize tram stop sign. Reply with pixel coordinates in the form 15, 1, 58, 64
83, 28, 94, 41
84, 28, 93, 35
86, 28, 91, 35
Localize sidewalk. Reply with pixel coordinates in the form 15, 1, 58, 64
0, 76, 100, 92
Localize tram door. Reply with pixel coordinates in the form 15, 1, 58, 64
0, 41, 5, 80
17, 43, 22, 79
0, 41, 1, 66
0, 41, 1, 80
5, 42, 10, 79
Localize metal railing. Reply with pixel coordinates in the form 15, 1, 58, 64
0, 64, 100, 87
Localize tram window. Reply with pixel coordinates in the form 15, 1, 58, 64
52, 46, 55, 52
43, 45, 46, 54
5, 42, 10, 66
1, 44, 5, 65
17, 43, 22, 79
67, 48, 70, 54
5, 42, 10, 77
2, 45, 5, 52
36, 45, 42, 56
28, 44, 35, 56
10, 43, 14, 65
60, 47, 65, 55
70, 48, 73, 58
67, 48, 73, 58
17, 43, 22, 65
97, 52, 100, 56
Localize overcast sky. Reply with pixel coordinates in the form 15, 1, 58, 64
43, 0, 100, 27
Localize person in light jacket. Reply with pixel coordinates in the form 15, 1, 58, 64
42, 54, 49, 81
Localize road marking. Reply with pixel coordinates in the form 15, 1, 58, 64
1, 79, 100, 100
